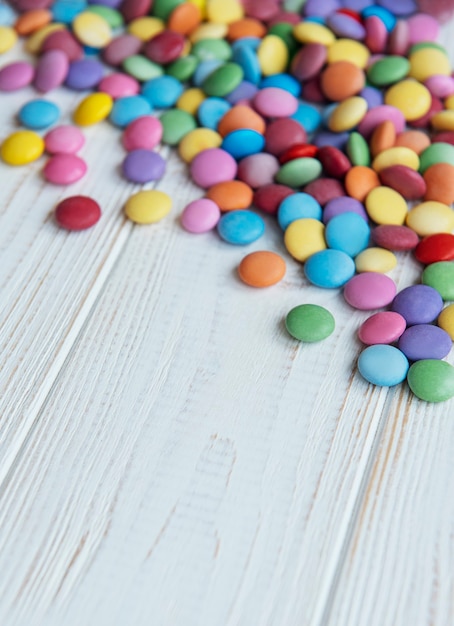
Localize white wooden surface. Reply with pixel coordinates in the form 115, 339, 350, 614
1, 16, 454, 626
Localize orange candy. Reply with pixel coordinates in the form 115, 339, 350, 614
167, 3, 202, 35
320, 61, 365, 101
423, 163, 454, 205
394, 130, 431, 154
345, 166, 381, 202
206, 180, 253, 211
238, 251, 286, 287
369, 120, 396, 158
217, 105, 266, 137
15, 9, 52, 36
227, 18, 266, 40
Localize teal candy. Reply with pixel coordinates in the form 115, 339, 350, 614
18, 99, 60, 130
217, 210, 265, 245
304, 249, 356, 288
221, 129, 265, 160
277, 193, 322, 230
325, 212, 371, 258
109, 95, 151, 127
141, 75, 183, 108
358, 345, 409, 387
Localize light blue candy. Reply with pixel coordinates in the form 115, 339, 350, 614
197, 97, 231, 130
260, 73, 301, 97
277, 193, 322, 231
0, 4, 16, 25
362, 6, 397, 31
231, 37, 260, 53
221, 129, 265, 160
217, 210, 265, 245
18, 100, 60, 130
52, 0, 87, 23
109, 95, 151, 127
192, 60, 223, 87
304, 249, 356, 288
232, 46, 261, 85
141, 76, 183, 108
322, 103, 339, 128
358, 345, 409, 387
325, 212, 371, 257
291, 103, 322, 133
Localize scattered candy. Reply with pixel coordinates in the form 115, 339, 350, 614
285, 304, 335, 343
54, 195, 101, 230
238, 251, 286, 287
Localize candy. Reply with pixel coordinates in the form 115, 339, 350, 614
109, 95, 151, 127
391, 284, 443, 325
205, 180, 253, 211
221, 129, 265, 160
72, 11, 112, 48
217, 209, 265, 245
0, 61, 35, 91
1, 130, 45, 165
277, 193, 322, 230
398, 324, 452, 361
406, 200, 454, 235
54, 195, 101, 230
344, 272, 397, 310
365, 186, 408, 225
238, 251, 286, 287
73, 93, 114, 125
122, 149, 166, 183
415, 233, 454, 264
65, 58, 104, 90
325, 212, 371, 257
275, 157, 322, 188
378, 165, 426, 200
252, 87, 298, 118
122, 115, 163, 151
0, 25, 18, 53
407, 360, 454, 402
180, 198, 221, 233
358, 311, 407, 345
18, 99, 60, 130
422, 261, 454, 300
304, 249, 356, 288
124, 189, 172, 224
237, 153, 279, 188
358, 345, 409, 387
43, 153, 87, 184
355, 246, 397, 273
285, 304, 335, 342
190, 147, 237, 187
44, 125, 85, 155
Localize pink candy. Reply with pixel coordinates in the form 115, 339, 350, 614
252, 87, 298, 118
358, 311, 407, 345
34, 50, 69, 93
43, 154, 87, 185
44, 125, 85, 154
344, 273, 397, 311
190, 148, 237, 188
181, 199, 221, 233
0, 61, 34, 92
98, 73, 140, 99
122, 115, 163, 151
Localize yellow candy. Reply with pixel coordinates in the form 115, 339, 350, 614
206, 0, 244, 23
127, 17, 165, 41
430, 111, 454, 131
284, 218, 326, 263
73, 93, 113, 125
177, 87, 205, 115
355, 247, 397, 274
189, 22, 227, 42
408, 48, 451, 83
1, 130, 45, 166
0, 26, 17, 54
125, 190, 172, 224
371, 146, 419, 172
188, 0, 207, 19
25, 23, 64, 54
178, 128, 222, 162
406, 201, 454, 236
385, 79, 431, 121
328, 96, 367, 132
257, 35, 289, 77
438, 304, 454, 340
444, 94, 454, 110
327, 39, 369, 68
72, 11, 112, 48
365, 186, 408, 225
293, 22, 335, 46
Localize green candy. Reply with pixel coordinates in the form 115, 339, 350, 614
422, 262, 454, 300
419, 143, 454, 173
166, 55, 198, 81
346, 132, 370, 167
192, 39, 232, 62
275, 157, 322, 188
285, 304, 335, 343
152, 0, 184, 20
367, 56, 410, 86
160, 109, 197, 145
122, 55, 163, 82
86, 5, 124, 28
202, 63, 243, 97
407, 360, 454, 402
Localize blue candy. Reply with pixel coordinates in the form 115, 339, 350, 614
277, 193, 322, 231
197, 97, 231, 130
141, 75, 183, 108
358, 345, 409, 387
232, 46, 261, 85
260, 73, 301, 97
52, 0, 87, 23
291, 102, 322, 133
221, 129, 265, 160
18, 100, 60, 130
325, 212, 371, 257
217, 210, 265, 245
362, 5, 397, 30
231, 37, 261, 53
109, 95, 151, 127
304, 249, 356, 288
192, 60, 223, 87
0, 4, 16, 25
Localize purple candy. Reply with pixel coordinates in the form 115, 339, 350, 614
122, 149, 166, 183
226, 81, 258, 105
341, 0, 374, 9
304, 0, 340, 17
65, 59, 104, 90
397, 324, 452, 361
0, 61, 34, 92
88, 0, 122, 6
323, 197, 368, 223
326, 13, 366, 39
360, 86, 384, 108
376, 0, 417, 16
313, 131, 350, 150
391, 285, 444, 326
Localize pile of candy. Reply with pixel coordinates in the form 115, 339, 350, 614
2, 0, 454, 402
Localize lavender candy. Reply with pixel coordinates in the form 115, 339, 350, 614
65, 59, 104, 90
376, 0, 418, 16
323, 197, 369, 223
304, 0, 341, 17
397, 325, 452, 361
391, 285, 444, 326
326, 13, 367, 39
122, 149, 166, 183
226, 81, 258, 105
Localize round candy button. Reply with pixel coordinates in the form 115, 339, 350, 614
55, 195, 101, 230
285, 304, 335, 343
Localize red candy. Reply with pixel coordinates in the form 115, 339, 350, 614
143, 30, 186, 65
41, 30, 84, 62
414, 233, 454, 264
54, 196, 101, 230
378, 165, 427, 200
120, 0, 153, 22
279, 143, 318, 164
317, 146, 351, 178
371, 224, 420, 251
304, 178, 344, 206
264, 118, 307, 156
253, 183, 293, 215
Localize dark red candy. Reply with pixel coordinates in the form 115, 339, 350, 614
408, 94, 443, 128
414, 233, 454, 264
378, 165, 427, 200
301, 77, 326, 103
371, 224, 419, 251
11, 0, 51, 10
143, 30, 186, 65
279, 143, 318, 164
102, 34, 142, 66
41, 30, 84, 62
267, 11, 300, 26
303, 177, 344, 206
317, 146, 351, 178
290, 43, 327, 82
242, 0, 280, 21
121, 0, 153, 23
264, 118, 307, 156
432, 131, 454, 145
253, 183, 294, 215
55, 196, 101, 231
